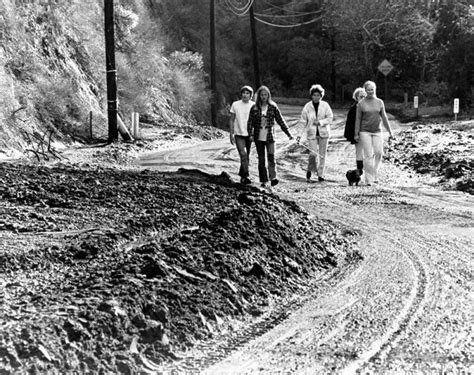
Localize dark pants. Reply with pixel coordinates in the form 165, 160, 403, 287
235, 135, 251, 178
255, 141, 276, 183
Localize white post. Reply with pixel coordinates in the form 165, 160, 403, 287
133, 112, 140, 138
453, 98, 459, 121
131, 112, 135, 135
414, 95, 419, 118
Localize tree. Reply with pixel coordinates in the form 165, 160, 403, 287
433, 0, 473, 108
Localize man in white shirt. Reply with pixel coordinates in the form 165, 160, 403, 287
229, 85, 255, 184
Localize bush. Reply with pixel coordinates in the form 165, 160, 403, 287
34, 76, 91, 140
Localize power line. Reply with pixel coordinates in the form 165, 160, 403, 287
223, 0, 324, 27
254, 15, 323, 28
259, 0, 321, 15
224, 0, 254, 16
255, 10, 322, 18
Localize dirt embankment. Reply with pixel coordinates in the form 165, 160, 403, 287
386, 120, 473, 195
0, 159, 359, 373
1, 113, 472, 373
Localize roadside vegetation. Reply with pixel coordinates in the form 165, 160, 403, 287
0, 0, 472, 158
0, 1, 472, 372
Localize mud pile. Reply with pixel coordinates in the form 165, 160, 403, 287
386, 121, 473, 194
0, 162, 358, 373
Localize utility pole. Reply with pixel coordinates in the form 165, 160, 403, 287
104, 0, 118, 142
210, 0, 217, 127
249, 1, 260, 90
330, 32, 336, 103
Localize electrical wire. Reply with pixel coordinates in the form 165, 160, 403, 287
259, 0, 322, 15
224, 0, 254, 16
254, 15, 323, 28
224, 0, 324, 28
255, 10, 323, 19
225, 0, 253, 11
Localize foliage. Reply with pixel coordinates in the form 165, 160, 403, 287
154, 0, 473, 109
433, 1, 473, 108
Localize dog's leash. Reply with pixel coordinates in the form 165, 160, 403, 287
294, 141, 317, 154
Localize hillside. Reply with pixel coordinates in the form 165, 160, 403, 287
0, 1, 210, 159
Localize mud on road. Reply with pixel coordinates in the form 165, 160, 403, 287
0, 109, 472, 374
142, 109, 473, 373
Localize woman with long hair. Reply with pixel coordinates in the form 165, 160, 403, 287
247, 85, 293, 188
354, 80, 394, 185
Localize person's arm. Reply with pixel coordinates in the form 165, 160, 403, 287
319, 101, 333, 126
379, 100, 393, 138
344, 105, 356, 140
354, 103, 362, 141
274, 105, 293, 140
247, 106, 255, 142
229, 112, 236, 145
296, 105, 308, 143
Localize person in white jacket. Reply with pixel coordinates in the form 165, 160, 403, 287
296, 84, 334, 182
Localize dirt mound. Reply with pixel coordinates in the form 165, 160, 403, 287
0, 162, 359, 373
386, 121, 473, 194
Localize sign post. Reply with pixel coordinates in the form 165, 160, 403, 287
378, 59, 394, 100
453, 98, 459, 121
414, 96, 419, 118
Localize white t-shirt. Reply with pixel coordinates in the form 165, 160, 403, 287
230, 99, 255, 136
258, 115, 269, 141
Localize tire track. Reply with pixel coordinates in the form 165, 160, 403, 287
156, 258, 361, 374
341, 236, 429, 374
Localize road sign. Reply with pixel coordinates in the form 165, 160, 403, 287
378, 59, 394, 76
453, 98, 459, 114
414, 96, 419, 109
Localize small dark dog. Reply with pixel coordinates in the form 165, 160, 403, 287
346, 169, 362, 186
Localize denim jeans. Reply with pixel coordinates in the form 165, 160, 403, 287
235, 135, 251, 178
255, 141, 276, 183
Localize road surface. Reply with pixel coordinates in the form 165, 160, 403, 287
141, 105, 473, 374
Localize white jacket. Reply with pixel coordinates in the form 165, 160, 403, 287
297, 100, 333, 139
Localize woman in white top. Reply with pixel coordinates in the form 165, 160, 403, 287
296, 84, 333, 182
354, 80, 394, 185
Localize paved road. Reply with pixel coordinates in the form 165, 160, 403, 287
141, 106, 474, 374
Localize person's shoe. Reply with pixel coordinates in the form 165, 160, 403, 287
260, 182, 267, 188
306, 171, 312, 183
271, 179, 279, 187
318, 176, 325, 182
242, 177, 252, 185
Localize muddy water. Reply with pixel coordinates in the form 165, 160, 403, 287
141, 106, 473, 373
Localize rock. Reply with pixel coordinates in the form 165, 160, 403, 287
139, 320, 163, 344
245, 262, 267, 278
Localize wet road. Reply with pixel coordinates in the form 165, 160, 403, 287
141, 105, 474, 374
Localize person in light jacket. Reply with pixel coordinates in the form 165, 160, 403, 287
296, 84, 333, 182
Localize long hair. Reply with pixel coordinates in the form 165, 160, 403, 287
255, 85, 275, 109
